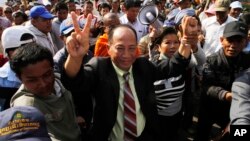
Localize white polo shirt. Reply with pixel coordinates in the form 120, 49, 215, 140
202, 15, 236, 57
119, 14, 148, 42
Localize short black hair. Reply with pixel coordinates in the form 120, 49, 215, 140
98, 2, 111, 12
155, 27, 178, 45
108, 24, 137, 44
10, 43, 54, 77
124, 0, 141, 9
55, 2, 68, 12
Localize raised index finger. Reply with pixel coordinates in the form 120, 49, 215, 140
71, 12, 81, 33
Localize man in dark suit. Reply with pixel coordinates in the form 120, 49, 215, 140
61, 12, 198, 141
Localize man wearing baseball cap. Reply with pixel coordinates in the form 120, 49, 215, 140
196, 21, 250, 141
27, 5, 57, 55
0, 26, 36, 112
229, 1, 243, 19
201, 0, 237, 57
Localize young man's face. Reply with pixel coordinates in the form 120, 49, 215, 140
221, 35, 247, 57
57, 9, 68, 22
84, 3, 93, 14
19, 60, 55, 97
125, 7, 140, 23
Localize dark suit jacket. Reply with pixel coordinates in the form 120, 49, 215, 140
61, 52, 189, 141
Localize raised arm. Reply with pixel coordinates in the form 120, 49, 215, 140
64, 12, 92, 78
178, 16, 198, 59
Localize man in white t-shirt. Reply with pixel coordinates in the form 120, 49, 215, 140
119, 0, 148, 42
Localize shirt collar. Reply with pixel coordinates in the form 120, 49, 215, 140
112, 62, 133, 78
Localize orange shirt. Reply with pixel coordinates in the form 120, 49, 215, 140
94, 33, 109, 57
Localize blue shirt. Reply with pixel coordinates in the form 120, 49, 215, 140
0, 62, 21, 88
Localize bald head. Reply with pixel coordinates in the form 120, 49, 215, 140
103, 12, 120, 27
108, 24, 137, 45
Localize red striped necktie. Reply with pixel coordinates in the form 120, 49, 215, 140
123, 73, 137, 141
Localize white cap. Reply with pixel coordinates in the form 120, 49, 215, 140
1, 26, 36, 57
43, 1, 51, 6
230, 1, 242, 9
76, 4, 81, 10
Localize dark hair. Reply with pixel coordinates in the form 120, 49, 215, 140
84, 0, 93, 6
239, 13, 250, 26
155, 27, 178, 45
10, 43, 54, 77
108, 24, 137, 44
55, 2, 68, 12
12, 10, 28, 21
124, 0, 141, 9
98, 2, 111, 12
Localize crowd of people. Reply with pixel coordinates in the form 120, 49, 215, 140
0, 0, 250, 141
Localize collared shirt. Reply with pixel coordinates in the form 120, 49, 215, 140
109, 63, 146, 141
119, 14, 148, 42
0, 62, 21, 88
202, 16, 236, 57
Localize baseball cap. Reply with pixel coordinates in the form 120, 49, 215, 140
1, 26, 36, 57
0, 106, 51, 141
60, 18, 82, 36
174, 8, 196, 25
230, 1, 242, 9
214, 0, 231, 12
223, 21, 248, 38
205, 4, 215, 15
29, 6, 54, 19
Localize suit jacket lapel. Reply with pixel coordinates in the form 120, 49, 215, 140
106, 59, 120, 108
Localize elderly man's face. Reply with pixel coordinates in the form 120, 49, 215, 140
108, 27, 138, 71
221, 35, 247, 57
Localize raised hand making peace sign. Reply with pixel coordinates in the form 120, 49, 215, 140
64, 12, 92, 77
66, 12, 92, 59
